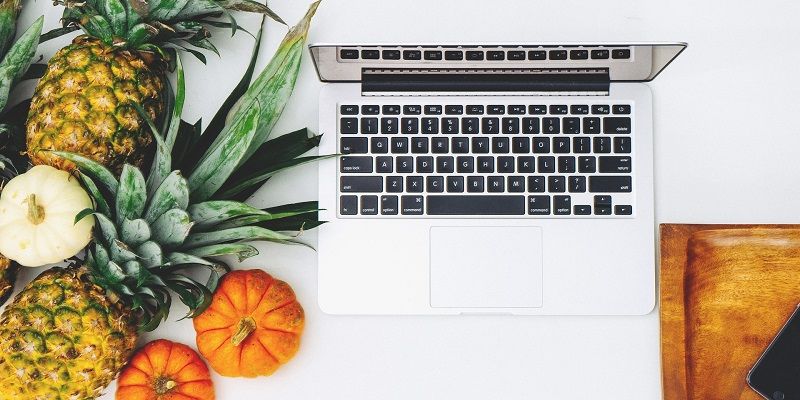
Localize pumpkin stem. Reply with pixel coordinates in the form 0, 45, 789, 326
231, 316, 257, 346
153, 376, 178, 395
25, 194, 45, 225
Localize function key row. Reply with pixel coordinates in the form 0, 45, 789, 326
341, 104, 631, 115
340, 48, 631, 61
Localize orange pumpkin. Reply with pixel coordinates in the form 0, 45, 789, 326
116, 339, 214, 400
193, 269, 305, 377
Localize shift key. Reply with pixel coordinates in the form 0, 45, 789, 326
341, 176, 383, 192
589, 176, 632, 192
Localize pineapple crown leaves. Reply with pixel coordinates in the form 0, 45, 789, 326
53, 1, 325, 331
0, 16, 43, 113
44, 0, 286, 65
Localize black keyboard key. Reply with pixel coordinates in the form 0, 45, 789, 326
603, 117, 631, 134
487, 51, 505, 60
362, 105, 380, 115
574, 205, 591, 215
445, 50, 463, 60
595, 206, 612, 215
361, 49, 380, 59
421, 118, 439, 134
472, 137, 490, 153
502, 117, 520, 134
341, 156, 373, 173
452, 137, 470, 153
590, 49, 609, 59
403, 50, 421, 60
426, 176, 444, 192
381, 195, 399, 215
522, 117, 540, 134
341, 118, 358, 134
583, 117, 601, 134
391, 137, 409, 153
508, 176, 525, 192
482, 117, 500, 134
594, 195, 612, 215
528, 176, 545, 193
477, 156, 494, 173
447, 176, 464, 192
570, 50, 588, 60
508, 50, 526, 60
340, 195, 358, 215
487, 105, 505, 115
406, 176, 424, 193
563, 117, 580, 134
538, 156, 555, 173
518, 156, 535, 173
432, 137, 449, 153
361, 118, 378, 134
396, 156, 413, 173
492, 137, 510, 153
528, 50, 546, 60
466, 51, 484, 61
340, 105, 359, 115
428, 195, 525, 215
467, 176, 485, 193
341, 137, 368, 154
532, 137, 550, 153
381, 118, 398, 134
593, 137, 611, 153
360, 195, 378, 215
445, 105, 464, 115
612, 104, 631, 114
614, 137, 631, 153
386, 176, 403, 192
402, 117, 419, 134
528, 195, 551, 215
553, 137, 570, 153
487, 176, 505, 192
441, 117, 459, 134
371, 137, 388, 153
529, 105, 547, 115
497, 156, 515, 173
462, 117, 479, 134
554, 195, 571, 215
436, 156, 454, 173
341, 176, 382, 192
568, 176, 586, 193
578, 156, 596, 173
542, 117, 560, 134
466, 105, 485, 115
425, 105, 442, 115
611, 48, 631, 59
549, 50, 567, 60
592, 105, 610, 114
424, 50, 442, 60
548, 176, 566, 192
376, 156, 392, 173
512, 137, 530, 153
340, 49, 359, 59
382, 50, 401, 60
416, 156, 434, 173
615, 205, 633, 215
558, 156, 576, 173
571, 105, 589, 115
457, 156, 474, 173
401, 195, 424, 215
589, 176, 632, 192
404, 105, 422, 115
382, 105, 401, 115
509, 105, 526, 115
411, 137, 429, 153
599, 156, 632, 173
550, 105, 568, 115
573, 137, 591, 153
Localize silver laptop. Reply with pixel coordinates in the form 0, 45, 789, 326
311, 43, 685, 315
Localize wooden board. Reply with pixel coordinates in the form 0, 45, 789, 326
660, 224, 800, 400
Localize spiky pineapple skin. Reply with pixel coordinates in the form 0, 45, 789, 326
0, 266, 138, 400
26, 35, 166, 174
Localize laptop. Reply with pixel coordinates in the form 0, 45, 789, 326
310, 43, 685, 315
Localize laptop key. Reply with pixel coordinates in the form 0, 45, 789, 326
391, 137, 409, 153
340, 156, 373, 173
548, 176, 566, 192
598, 156, 632, 173
403, 50, 421, 60
340, 118, 358, 134
457, 156, 474, 173
447, 176, 465, 192
424, 50, 442, 60
615, 205, 633, 215
558, 156, 576, 173
466, 50, 484, 60
341, 137, 368, 154
411, 137, 429, 153
529, 105, 547, 115
604, 117, 631, 134
509, 105, 526, 114
554, 195, 571, 215
488, 105, 505, 115
361, 118, 378, 134
422, 118, 439, 134
487, 51, 505, 60
427, 195, 525, 215
612, 105, 631, 114
487, 176, 505, 192
502, 117, 520, 134
401, 196, 424, 215
452, 137, 470, 153
528, 195, 551, 215
518, 156, 535, 173
340, 195, 358, 215
404, 105, 422, 115
513, 137, 530, 153
497, 156, 514, 173
386, 176, 403, 192
593, 137, 611, 153
573, 137, 591, 153
553, 137, 570, 153
569, 176, 587, 192
592, 105, 610, 114
533, 137, 550, 153
614, 137, 632, 153
528, 176, 545, 192
381, 195, 399, 215
482, 117, 499, 134
341, 176, 382, 192
549, 50, 567, 60
441, 117, 459, 134
466, 105, 485, 115
382, 50, 401, 60
574, 205, 592, 215
445, 105, 464, 115
396, 157, 413, 173
550, 105, 568, 115
591, 49, 609, 59
578, 156, 597, 173
432, 137, 449, 153
425, 105, 442, 115
569, 50, 588, 60
508, 176, 526, 192
361, 50, 379, 59
436, 156, 454, 173
360, 195, 378, 215
528, 50, 546, 60
492, 137, 510, 153
571, 105, 589, 114
583, 117, 601, 134
362, 105, 380, 114
445, 50, 463, 60
563, 117, 580, 134
589, 176, 633, 192
376, 156, 392, 173
542, 117, 560, 134
472, 137, 490, 153
467, 176, 485, 192
508, 51, 526, 60
381, 117, 398, 134
522, 117, 540, 134
406, 176, 424, 193
462, 117, 479, 134
371, 137, 388, 153
416, 156, 434, 173
340, 105, 359, 115
612, 49, 631, 59
426, 176, 445, 193
402, 117, 419, 134
538, 156, 555, 173
340, 49, 359, 59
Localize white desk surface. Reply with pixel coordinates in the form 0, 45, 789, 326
11, 0, 800, 399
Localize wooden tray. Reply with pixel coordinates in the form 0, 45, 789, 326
660, 224, 800, 400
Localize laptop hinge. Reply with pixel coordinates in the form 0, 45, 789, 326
361, 68, 610, 96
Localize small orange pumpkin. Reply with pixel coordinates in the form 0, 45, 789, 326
116, 339, 214, 400
193, 269, 305, 377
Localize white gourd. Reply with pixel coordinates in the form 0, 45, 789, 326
0, 165, 94, 267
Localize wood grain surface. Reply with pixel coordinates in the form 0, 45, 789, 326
660, 224, 800, 400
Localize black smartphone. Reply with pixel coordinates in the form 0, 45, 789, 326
748, 306, 800, 400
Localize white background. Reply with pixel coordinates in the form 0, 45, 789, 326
9, 0, 800, 399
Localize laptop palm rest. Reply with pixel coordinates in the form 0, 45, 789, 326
429, 226, 544, 308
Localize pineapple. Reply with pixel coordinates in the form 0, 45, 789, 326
0, 3, 321, 398
26, 0, 283, 173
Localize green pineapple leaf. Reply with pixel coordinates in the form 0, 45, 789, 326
144, 170, 189, 223
188, 200, 268, 230
116, 165, 147, 224
0, 16, 43, 111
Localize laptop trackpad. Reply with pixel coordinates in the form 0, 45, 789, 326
429, 226, 543, 308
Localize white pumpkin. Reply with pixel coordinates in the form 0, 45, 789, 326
0, 165, 95, 267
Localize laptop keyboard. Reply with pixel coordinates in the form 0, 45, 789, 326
338, 102, 634, 217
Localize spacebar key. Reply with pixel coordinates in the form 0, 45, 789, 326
427, 195, 525, 215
